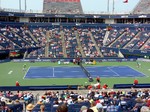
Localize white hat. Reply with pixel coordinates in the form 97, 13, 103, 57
96, 103, 103, 109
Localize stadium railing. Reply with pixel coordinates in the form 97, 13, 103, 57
113, 83, 150, 89
0, 85, 78, 91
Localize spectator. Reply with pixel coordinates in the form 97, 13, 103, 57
56, 104, 68, 112
107, 101, 118, 112
94, 82, 101, 89
140, 106, 150, 112
102, 83, 108, 89
87, 109, 94, 112
80, 105, 88, 112
88, 85, 93, 90
40, 104, 45, 112
26, 103, 34, 112
96, 103, 103, 112
90, 101, 98, 112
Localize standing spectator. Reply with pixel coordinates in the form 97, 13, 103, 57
94, 82, 101, 89
102, 83, 108, 89
88, 85, 93, 90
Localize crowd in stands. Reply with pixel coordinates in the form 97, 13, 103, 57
101, 48, 118, 57
64, 28, 81, 57
19, 87, 150, 112
0, 79, 147, 112
144, 41, 150, 50
0, 91, 34, 112
0, 77, 150, 112
0, 25, 149, 58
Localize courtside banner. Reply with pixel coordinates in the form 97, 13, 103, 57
13, 58, 136, 62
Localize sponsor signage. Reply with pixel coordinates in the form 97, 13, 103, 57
35, 14, 45, 17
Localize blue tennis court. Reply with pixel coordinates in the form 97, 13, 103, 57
24, 66, 145, 79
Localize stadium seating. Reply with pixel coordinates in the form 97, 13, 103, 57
0, 24, 149, 58
26, 89, 150, 112
144, 41, 150, 50
43, 0, 83, 14
0, 91, 34, 112
0, 0, 150, 111
133, 0, 150, 14
0, 88, 150, 112
101, 47, 118, 57
0, 34, 18, 50
125, 31, 150, 50
64, 28, 79, 57
78, 28, 98, 57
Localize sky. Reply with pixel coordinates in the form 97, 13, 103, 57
0, 0, 140, 13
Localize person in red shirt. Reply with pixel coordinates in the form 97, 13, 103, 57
147, 97, 150, 107
97, 83, 101, 89
88, 85, 92, 90
16, 81, 20, 86
134, 79, 138, 85
102, 83, 108, 89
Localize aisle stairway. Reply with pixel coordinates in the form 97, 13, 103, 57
89, 32, 104, 57
45, 31, 50, 57
61, 31, 67, 58
75, 31, 86, 58
28, 30, 39, 44
103, 31, 110, 46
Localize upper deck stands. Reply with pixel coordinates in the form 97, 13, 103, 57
133, 0, 150, 14
43, 0, 83, 14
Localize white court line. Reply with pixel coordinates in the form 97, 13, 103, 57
54, 71, 64, 72
107, 67, 120, 76
63, 75, 85, 77
71, 71, 80, 72
88, 71, 95, 72
113, 75, 120, 76
28, 76, 55, 78
85, 67, 101, 68
23, 67, 30, 79
101, 75, 109, 76
126, 66, 149, 77
103, 70, 111, 72
126, 75, 134, 77
8, 70, 13, 75
85, 66, 123, 68
53, 66, 80, 68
